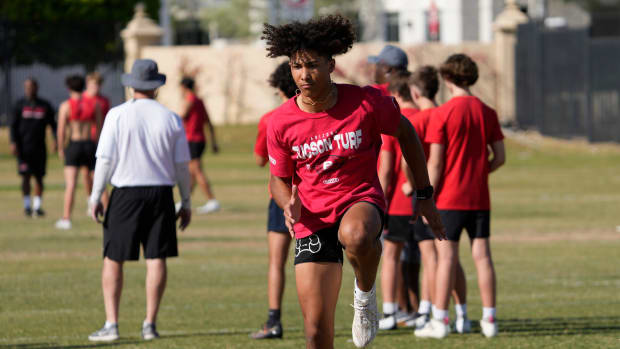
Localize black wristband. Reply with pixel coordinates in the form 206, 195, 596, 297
415, 185, 434, 200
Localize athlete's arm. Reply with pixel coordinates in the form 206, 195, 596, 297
427, 143, 445, 190
180, 99, 192, 119
205, 114, 218, 153
56, 102, 69, 159
394, 115, 446, 240
270, 174, 299, 238
488, 140, 505, 173
9, 103, 20, 156
94, 102, 103, 141
401, 157, 415, 196
255, 154, 268, 167
378, 149, 394, 197
46, 103, 58, 151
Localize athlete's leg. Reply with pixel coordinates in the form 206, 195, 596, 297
268, 231, 292, 311
296, 262, 342, 349
34, 175, 43, 197
418, 240, 437, 304
339, 202, 383, 291
81, 167, 93, 196
102, 257, 123, 323
471, 238, 495, 308
380, 240, 404, 310
145, 258, 167, 324
62, 166, 79, 220
189, 159, 215, 200
452, 260, 467, 304
433, 239, 458, 314
404, 254, 420, 313
21, 174, 31, 198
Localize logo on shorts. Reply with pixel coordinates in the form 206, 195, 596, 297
295, 235, 322, 257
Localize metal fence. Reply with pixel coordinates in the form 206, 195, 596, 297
515, 22, 620, 142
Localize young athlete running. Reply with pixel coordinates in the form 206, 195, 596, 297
10, 78, 57, 217
415, 54, 505, 339
55, 75, 102, 230
403, 66, 470, 333
251, 61, 299, 339
179, 77, 220, 214
262, 15, 446, 348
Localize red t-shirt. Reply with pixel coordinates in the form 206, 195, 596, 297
380, 108, 418, 216
370, 83, 390, 97
183, 93, 209, 143
267, 84, 402, 238
425, 96, 504, 210
83, 93, 110, 140
410, 107, 434, 159
255, 109, 277, 197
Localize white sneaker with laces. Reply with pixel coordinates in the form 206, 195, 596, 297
197, 199, 220, 214
395, 310, 414, 327
379, 314, 397, 330
480, 317, 498, 338
351, 282, 378, 347
88, 323, 119, 342
55, 219, 72, 230
414, 318, 450, 339
455, 316, 471, 333
406, 312, 429, 329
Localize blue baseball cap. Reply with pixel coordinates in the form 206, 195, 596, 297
367, 45, 408, 69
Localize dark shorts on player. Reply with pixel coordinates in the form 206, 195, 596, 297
103, 186, 178, 261
17, 148, 47, 177
64, 140, 96, 170
413, 217, 436, 242
384, 215, 413, 243
267, 199, 288, 233
440, 210, 491, 242
401, 235, 421, 264
188, 141, 206, 159
294, 201, 384, 265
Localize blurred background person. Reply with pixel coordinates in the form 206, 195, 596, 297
179, 77, 220, 214
10, 77, 57, 217
367, 45, 409, 96
251, 61, 297, 340
55, 75, 103, 230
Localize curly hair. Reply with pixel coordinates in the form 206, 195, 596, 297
439, 53, 478, 88
65, 75, 85, 92
387, 70, 413, 102
410, 65, 439, 99
268, 61, 297, 98
262, 15, 356, 59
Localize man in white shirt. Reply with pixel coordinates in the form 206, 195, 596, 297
87, 59, 192, 342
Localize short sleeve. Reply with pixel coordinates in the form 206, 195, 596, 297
487, 109, 504, 144
425, 109, 446, 145
380, 134, 397, 153
96, 113, 117, 162
364, 86, 401, 136
254, 113, 269, 158
267, 117, 294, 178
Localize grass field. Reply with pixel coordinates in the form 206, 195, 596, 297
0, 125, 619, 348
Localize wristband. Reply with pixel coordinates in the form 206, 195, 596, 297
415, 185, 434, 200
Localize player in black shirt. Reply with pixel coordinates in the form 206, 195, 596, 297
10, 78, 57, 217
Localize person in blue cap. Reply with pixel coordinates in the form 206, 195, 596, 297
367, 45, 409, 96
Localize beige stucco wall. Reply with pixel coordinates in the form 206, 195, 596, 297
141, 42, 496, 125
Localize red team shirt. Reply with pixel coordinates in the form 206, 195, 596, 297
255, 109, 278, 198
267, 84, 402, 239
425, 96, 504, 210
380, 108, 419, 216
183, 93, 210, 143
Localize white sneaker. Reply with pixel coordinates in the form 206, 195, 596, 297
55, 219, 72, 230
351, 282, 378, 347
379, 314, 397, 330
196, 199, 220, 214
480, 317, 498, 338
414, 318, 450, 339
455, 316, 471, 333
406, 312, 429, 329
395, 310, 414, 327
88, 323, 119, 342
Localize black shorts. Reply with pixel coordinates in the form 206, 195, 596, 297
440, 210, 491, 242
413, 217, 435, 242
17, 148, 47, 177
188, 141, 206, 159
294, 201, 384, 265
384, 215, 413, 243
402, 237, 421, 264
103, 186, 178, 261
64, 140, 96, 170
267, 199, 288, 233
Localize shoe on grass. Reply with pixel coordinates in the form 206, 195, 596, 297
250, 322, 283, 339
480, 316, 498, 338
88, 323, 119, 342
55, 219, 72, 230
455, 316, 471, 333
351, 282, 378, 347
142, 322, 160, 340
414, 318, 450, 339
196, 199, 220, 214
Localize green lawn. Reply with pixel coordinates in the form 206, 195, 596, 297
0, 126, 619, 348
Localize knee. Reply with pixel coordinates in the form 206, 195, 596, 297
339, 221, 376, 253
304, 323, 330, 347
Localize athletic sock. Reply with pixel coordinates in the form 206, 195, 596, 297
382, 302, 398, 316
354, 279, 375, 301
23, 196, 31, 209
455, 303, 467, 318
482, 307, 496, 320
418, 300, 431, 315
432, 307, 448, 322
104, 321, 117, 328
33, 196, 42, 210
266, 309, 281, 327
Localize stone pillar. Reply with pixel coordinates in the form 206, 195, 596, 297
121, 3, 163, 97
493, 0, 528, 124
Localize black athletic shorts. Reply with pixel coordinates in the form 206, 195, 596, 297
267, 199, 288, 233
384, 215, 413, 243
294, 201, 384, 265
103, 186, 178, 261
402, 237, 421, 264
64, 140, 96, 170
413, 217, 436, 242
440, 210, 491, 242
188, 141, 206, 159
17, 148, 47, 177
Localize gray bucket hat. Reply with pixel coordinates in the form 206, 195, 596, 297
367, 45, 408, 69
121, 59, 166, 90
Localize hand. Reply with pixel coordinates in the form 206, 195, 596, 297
413, 199, 446, 240
10, 143, 17, 156
212, 143, 219, 154
401, 181, 414, 197
284, 185, 301, 238
176, 207, 192, 231
89, 200, 104, 223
